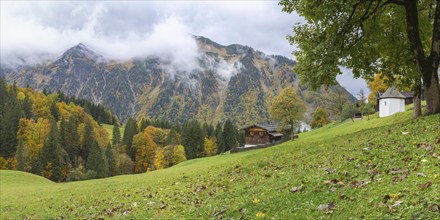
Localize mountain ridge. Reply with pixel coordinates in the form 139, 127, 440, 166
1, 36, 356, 125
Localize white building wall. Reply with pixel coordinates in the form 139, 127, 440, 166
379, 98, 405, 117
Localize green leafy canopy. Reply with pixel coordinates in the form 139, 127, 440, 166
280, 0, 434, 87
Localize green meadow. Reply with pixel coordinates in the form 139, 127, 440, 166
1, 110, 439, 219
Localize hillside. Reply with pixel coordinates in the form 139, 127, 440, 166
1, 36, 355, 125
1, 111, 439, 219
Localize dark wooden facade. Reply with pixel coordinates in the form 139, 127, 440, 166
242, 124, 283, 146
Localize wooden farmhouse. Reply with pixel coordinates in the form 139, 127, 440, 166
241, 123, 284, 147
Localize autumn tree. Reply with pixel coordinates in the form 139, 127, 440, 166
172, 145, 187, 165
368, 73, 389, 102
280, 0, 440, 115
270, 87, 306, 140
132, 126, 157, 172
204, 136, 217, 156
153, 148, 165, 170
310, 107, 330, 129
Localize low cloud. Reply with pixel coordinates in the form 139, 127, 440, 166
1, 2, 198, 72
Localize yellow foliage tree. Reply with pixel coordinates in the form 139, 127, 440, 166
132, 126, 158, 173
204, 137, 217, 156
270, 87, 306, 139
310, 107, 330, 129
153, 148, 165, 170
367, 73, 389, 103
172, 145, 187, 165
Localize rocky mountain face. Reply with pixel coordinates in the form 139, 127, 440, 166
1, 36, 355, 125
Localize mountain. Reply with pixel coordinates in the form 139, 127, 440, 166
1, 36, 356, 125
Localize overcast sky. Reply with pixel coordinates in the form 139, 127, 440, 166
0, 1, 368, 97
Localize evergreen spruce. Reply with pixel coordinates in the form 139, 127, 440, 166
65, 114, 80, 165
81, 119, 94, 161
221, 119, 237, 152
215, 122, 224, 154
112, 122, 121, 145
1, 82, 22, 158
50, 101, 59, 121
105, 144, 115, 176
0, 78, 7, 151
122, 118, 138, 159
181, 120, 205, 159
40, 119, 62, 181
86, 141, 109, 179
166, 126, 179, 146
22, 95, 33, 119
16, 138, 25, 171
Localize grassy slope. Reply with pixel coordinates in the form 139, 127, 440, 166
1, 111, 439, 219
101, 124, 125, 141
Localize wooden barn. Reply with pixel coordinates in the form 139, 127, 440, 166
241, 123, 284, 147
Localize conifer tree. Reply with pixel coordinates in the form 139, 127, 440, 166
40, 119, 62, 181
215, 122, 224, 154
86, 141, 108, 179
0, 78, 7, 153
122, 118, 138, 159
112, 122, 121, 145
221, 119, 237, 152
181, 121, 205, 159
65, 114, 79, 165
166, 126, 179, 146
22, 95, 33, 119
16, 138, 25, 171
50, 101, 59, 121
105, 144, 115, 176
1, 82, 22, 158
81, 119, 94, 161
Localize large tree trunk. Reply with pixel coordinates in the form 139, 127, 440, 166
404, 0, 440, 115
423, 68, 440, 115
412, 84, 422, 118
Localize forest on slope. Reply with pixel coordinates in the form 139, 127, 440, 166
0, 79, 245, 182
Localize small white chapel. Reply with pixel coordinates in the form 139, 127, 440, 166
378, 86, 406, 117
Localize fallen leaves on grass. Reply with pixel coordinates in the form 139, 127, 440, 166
428, 204, 440, 213
383, 194, 399, 203
252, 198, 261, 204
290, 186, 302, 193
417, 181, 432, 190
317, 202, 335, 214
256, 211, 265, 217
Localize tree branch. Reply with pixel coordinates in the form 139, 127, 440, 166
384, 0, 405, 6
403, 0, 427, 75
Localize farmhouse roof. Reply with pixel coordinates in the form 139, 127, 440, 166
241, 123, 278, 132
379, 86, 405, 99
